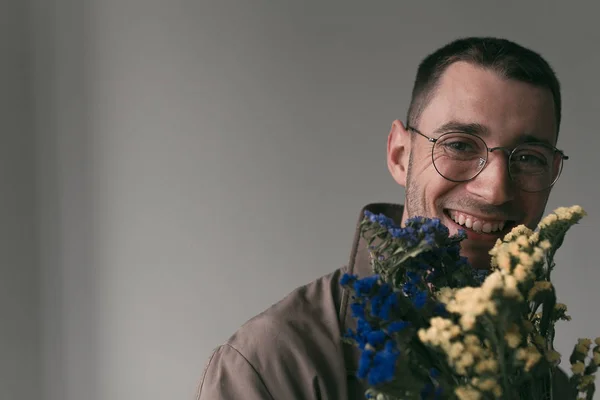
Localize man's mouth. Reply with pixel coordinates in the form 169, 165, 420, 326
444, 209, 515, 236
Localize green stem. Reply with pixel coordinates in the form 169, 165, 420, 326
484, 314, 511, 400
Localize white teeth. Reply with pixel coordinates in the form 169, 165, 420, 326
449, 211, 509, 233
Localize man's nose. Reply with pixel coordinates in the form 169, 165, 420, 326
464, 152, 515, 205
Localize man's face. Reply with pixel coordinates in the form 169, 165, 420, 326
388, 62, 558, 270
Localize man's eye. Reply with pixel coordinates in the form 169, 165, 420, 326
444, 141, 474, 152
516, 154, 547, 166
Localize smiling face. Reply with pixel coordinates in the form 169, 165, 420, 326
387, 62, 558, 270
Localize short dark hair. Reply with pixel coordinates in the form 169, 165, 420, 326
406, 37, 561, 135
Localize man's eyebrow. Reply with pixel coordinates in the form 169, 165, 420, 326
433, 121, 490, 136
521, 134, 554, 147
434, 121, 555, 146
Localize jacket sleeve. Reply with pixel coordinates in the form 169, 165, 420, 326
196, 344, 275, 400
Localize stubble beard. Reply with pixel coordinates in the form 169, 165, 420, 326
404, 151, 429, 220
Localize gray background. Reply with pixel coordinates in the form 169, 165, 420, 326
2, 1, 599, 399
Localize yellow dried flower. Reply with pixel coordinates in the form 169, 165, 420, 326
449, 342, 465, 359
460, 314, 476, 331
503, 275, 521, 298
448, 325, 461, 339
593, 352, 600, 366
431, 317, 452, 330
578, 338, 592, 347
468, 345, 484, 358
504, 225, 533, 242
492, 386, 502, 398
436, 287, 456, 304
555, 303, 567, 312
508, 242, 520, 256
595, 337, 600, 346
490, 238, 502, 254
518, 251, 534, 267
529, 231, 539, 244
516, 235, 530, 247
475, 359, 498, 374
525, 352, 541, 371
464, 334, 480, 346
533, 334, 546, 347
531, 247, 545, 263
571, 205, 585, 215
496, 251, 511, 272
476, 378, 498, 391
418, 329, 428, 343
505, 333, 521, 349
528, 281, 553, 300
546, 349, 561, 363
482, 271, 503, 291
513, 264, 529, 282
571, 361, 585, 375
539, 240, 551, 250
459, 352, 475, 368
575, 344, 588, 355
539, 213, 558, 228
485, 302, 498, 316
552, 303, 571, 321
578, 375, 595, 390
455, 386, 481, 400
517, 346, 542, 371
505, 324, 521, 348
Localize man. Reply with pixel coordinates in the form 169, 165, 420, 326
197, 37, 572, 399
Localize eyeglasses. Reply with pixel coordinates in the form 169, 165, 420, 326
407, 126, 569, 193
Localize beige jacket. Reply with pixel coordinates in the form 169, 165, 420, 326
196, 203, 572, 399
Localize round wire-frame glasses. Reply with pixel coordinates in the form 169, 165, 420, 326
407, 126, 569, 193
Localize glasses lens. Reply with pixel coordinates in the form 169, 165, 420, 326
509, 144, 563, 192
433, 133, 487, 181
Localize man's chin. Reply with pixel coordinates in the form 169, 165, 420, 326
459, 244, 494, 270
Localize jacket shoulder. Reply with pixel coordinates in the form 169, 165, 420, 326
197, 344, 274, 400
199, 268, 349, 399
228, 269, 346, 365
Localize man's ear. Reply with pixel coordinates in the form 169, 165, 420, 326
387, 119, 411, 187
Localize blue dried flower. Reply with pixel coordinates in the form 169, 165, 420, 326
412, 290, 428, 309
367, 330, 387, 347
340, 273, 357, 286
354, 275, 380, 296
366, 340, 400, 385
379, 291, 398, 320
369, 284, 397, 320
358, 349, 374, 379
351, 302, 366, 319
433, 302, 448, 316
387, 321, 410, 333
364, 210, 398, 231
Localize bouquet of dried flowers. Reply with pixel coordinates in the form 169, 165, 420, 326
341, 205, 597, 399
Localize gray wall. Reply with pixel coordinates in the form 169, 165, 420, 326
21, 1, 600, 399
0, 1, 39, 399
